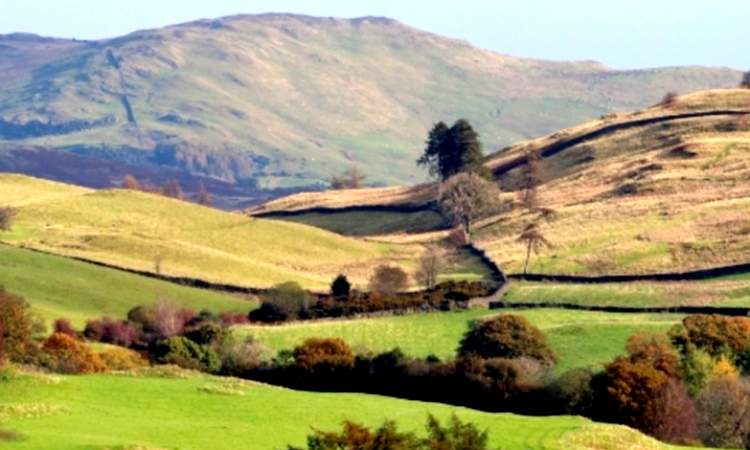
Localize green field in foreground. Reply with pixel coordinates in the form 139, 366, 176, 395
0, 244, 251, 328
237, 308, 683, 374
0, 369, 678, 450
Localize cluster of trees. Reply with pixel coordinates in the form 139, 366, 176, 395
417, 120, 502, 240
286, 414, 492, 450
249, 277, 496, 323
120, 174, 211, 206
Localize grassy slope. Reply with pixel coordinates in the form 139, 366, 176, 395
0, 15, 741, 187
0, 371, 680, 450
0, 174, 435, 290
0, 244, 251, 328
236, 308, 682, 374
253, 90, 750, 277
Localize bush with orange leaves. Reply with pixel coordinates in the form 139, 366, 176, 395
42, 333, 106, 374
293, 337, 355, 373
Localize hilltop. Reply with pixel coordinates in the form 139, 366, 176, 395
0, 14, 741, 202
250, 89, 750, 276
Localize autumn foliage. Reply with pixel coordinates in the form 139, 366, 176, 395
458, 314, 558, 365
293, 337, 355, 373
42, 333, 106, 374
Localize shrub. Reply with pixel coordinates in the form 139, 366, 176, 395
99, 347, 148, 371
285, 414, 492, 450
649, 378, 698, 445
457, 314, 558, 365
100, 319, 139, 348
0, 206, 17, 232
548, 368, 595, 415
250, 282, 312, 323
331, 274, 351, 298
127, 300, 195, 340
149, 336, 221, 373
661, 91, 679, 105
182, 321, 229, 347
83, 319, 105, 341
42, 333, 106, 374
293, 337, 355, 373
369, 265, 409, 295
221, 337, 271, 374
53, 318, 77, 337
218, 311, 249, 325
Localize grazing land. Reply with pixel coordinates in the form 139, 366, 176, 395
0, 244, 251, 327
0, 174, 453, 290
0, 369, 681, 450
237, 308, 682, 374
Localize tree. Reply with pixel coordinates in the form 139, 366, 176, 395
0, 289, 37, 361
42, 333, 106, 374
196, 182, 211, 206
369, 265, 409, 295
415, 245, 445, 290
518, 150, 543, 210
330, 165, 367, 189
331, 274, 351, 298
120, 174, 140, 190
517, 223, 552, 275
250, 282, 313, 322
0, 206, 17, 232
458, 314, 559, 365
695, 375, 750, 448
162, 179, 184, 200
417, 119, 490, 181
740, 71, 750, 89
439, 171, 501, 236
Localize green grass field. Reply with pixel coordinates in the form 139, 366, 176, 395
0, 369, 679, 450
0, 175, 441, 290
0, 244, 252, 328
237, 308, 682, 374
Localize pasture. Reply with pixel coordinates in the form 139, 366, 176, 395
237, 308, 683, 374
0, 368, 679, 450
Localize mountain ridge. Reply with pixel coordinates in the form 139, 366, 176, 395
0, 13, 742, 199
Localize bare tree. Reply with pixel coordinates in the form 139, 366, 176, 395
439, 171, 501, 237
415, 245, 445, 290
518, 223, 552, 275
196, 182, 211, 206
162, 179, 184, 200
0, 206, 17, 232
741, 71, 750, 89
518, 150, 543, 211
330, 165, 367, 189
369, 265, 409, 295
695, 375, 750, 449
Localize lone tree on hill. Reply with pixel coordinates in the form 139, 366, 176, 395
196, 182, 211, 206
330, 165, 367, 189
518, 222, 552, 275
369, 265, 409, 295
330, 274, 351, 298
439, 171, 501, 236
417, 119, 490, 181
0, 206, 18, 232
415, 244, 446, 290
741, 71, 750, 89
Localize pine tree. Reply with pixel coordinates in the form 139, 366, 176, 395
417, 119, 489, 181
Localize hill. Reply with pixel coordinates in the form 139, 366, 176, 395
250, 89, 750, 276
0, 174, 451, 290
0, 370, 682, 450
0, 14, 741, 200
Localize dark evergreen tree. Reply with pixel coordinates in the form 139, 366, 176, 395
741, 71, 750, 89
330, 274, 351, 298
417, 119, 489, 181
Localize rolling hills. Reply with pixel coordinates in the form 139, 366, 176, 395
0, 14, 742, 197
250, 88, 750, 277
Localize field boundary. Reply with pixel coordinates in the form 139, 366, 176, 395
490, 300, 750, 317
508, 261, 750, 283
251, 202, 438, 219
